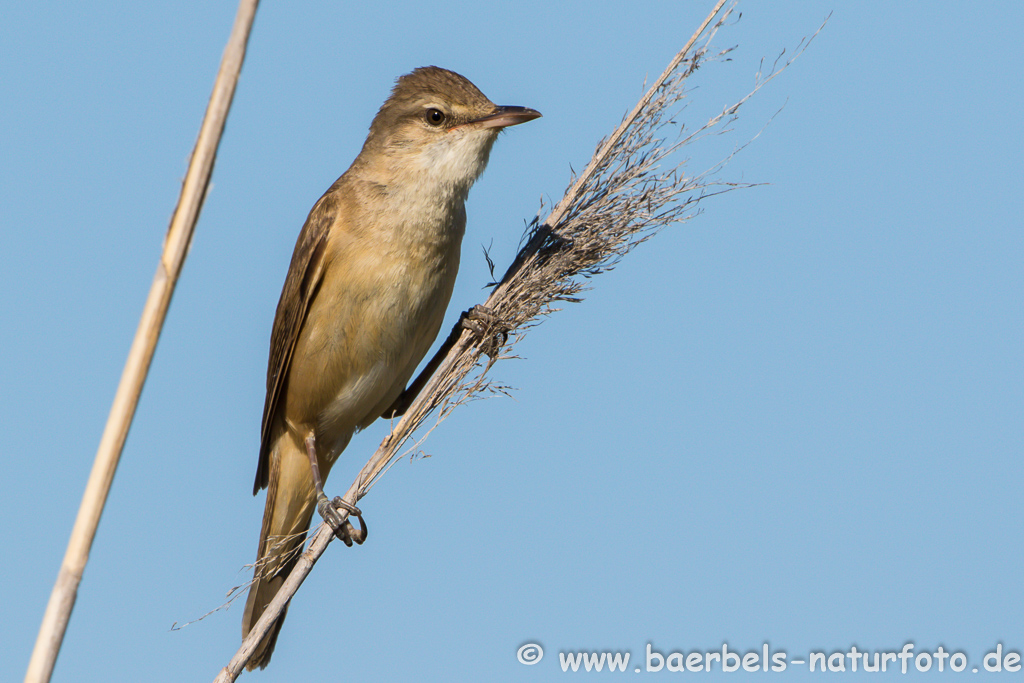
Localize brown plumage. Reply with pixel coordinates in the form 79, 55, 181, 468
242, 67, 539, 670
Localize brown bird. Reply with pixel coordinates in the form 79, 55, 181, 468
241, 66, 540, 669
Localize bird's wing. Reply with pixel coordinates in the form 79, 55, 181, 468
252, 192, 338, 495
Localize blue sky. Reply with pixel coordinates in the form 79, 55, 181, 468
3, 1, 1022, 681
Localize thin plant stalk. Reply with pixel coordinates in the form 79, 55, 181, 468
25, 2, 261, 682
214, 0, 785, 677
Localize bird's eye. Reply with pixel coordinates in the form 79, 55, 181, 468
425, 108, 446, 126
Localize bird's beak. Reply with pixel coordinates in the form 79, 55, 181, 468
469, 105, 542, 130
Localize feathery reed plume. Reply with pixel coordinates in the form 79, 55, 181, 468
218, 2, 828, 678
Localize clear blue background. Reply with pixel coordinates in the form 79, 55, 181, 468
2, 1, 1021, 681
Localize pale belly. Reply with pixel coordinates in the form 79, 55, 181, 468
283, 234, 461, 464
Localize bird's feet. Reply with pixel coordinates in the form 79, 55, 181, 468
460, 305, 509, 357
316, 493, 368, 547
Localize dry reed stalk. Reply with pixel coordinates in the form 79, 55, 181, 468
25, 2, 261, 682
219, 1, 827, 677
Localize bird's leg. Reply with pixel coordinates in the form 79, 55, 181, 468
382, 305, 509, 419
459, 305, 509, 354
305, 435, 367, 547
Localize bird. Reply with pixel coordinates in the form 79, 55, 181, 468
241, 66, 540, 670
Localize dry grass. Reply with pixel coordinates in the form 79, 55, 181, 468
218, 2, 828, 678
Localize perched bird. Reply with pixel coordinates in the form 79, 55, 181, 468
242, 66, 540, 669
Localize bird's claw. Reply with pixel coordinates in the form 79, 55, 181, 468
461, 305, 509, 356
316, 493, 368, 547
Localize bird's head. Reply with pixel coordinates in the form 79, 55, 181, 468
358, 66, 541, 198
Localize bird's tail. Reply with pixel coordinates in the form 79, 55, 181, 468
241, 440, 317, 671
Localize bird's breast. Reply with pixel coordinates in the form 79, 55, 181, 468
289, 200, 466, 459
